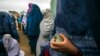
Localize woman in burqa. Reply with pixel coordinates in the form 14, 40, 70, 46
0, 12, 19, 41
0, 11, 20, 56
26, 3, 43, 55
0, 35, 24, 56
3, 34, 25, 56
36, 9, 54, 56
0, 33, 24, 56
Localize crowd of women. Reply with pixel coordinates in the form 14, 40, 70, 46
0, 0, 100, 56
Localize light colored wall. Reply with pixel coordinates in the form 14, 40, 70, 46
0, 0, 51, 12
50, 0, 57, 15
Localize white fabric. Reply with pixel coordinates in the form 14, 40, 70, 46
3, 34, 25, 56
36, 9, 55, 56
22, 15, 27, 29
19, 50, 25, 56
42, 9, 54, 32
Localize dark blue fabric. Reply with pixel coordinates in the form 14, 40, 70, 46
84, 0, 100, 50
28, 35, 39, 55
0, 40, 5, 52
50, 0, 100, 56
0, 12, 19, 41
26, 4, 43, 36
56, 0, 90, 36
0, 40, 8, 56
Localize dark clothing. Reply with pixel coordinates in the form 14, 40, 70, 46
40, 46, 50, 56
85, 0, 100, 50
26, 4, 43, 36
28, 35, 39, 55
26, 4, 43, 55
0, 40, 8, 56
20, 15, 24, 22
50, 0, 100, 56
0, 12, 19, 41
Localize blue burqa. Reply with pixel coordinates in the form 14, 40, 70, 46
26, 4, 43, 36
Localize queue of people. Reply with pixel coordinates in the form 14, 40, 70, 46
36, 0, 100, 56
0, 0, 100, 56
0, 11, 24, 56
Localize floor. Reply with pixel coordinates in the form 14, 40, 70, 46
18, 30, 35, 56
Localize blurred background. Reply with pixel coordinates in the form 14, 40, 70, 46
0, 0, 50, 12
0, 0, 56, 56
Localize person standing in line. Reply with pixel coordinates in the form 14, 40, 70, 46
36, 9, 54, 56
26, 3, 43, 55
21, 12, 27, 35
3, 34, 25, 56
0, 12, 19, 41
0, 11, 19, 56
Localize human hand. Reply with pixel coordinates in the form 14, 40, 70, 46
50, 34, 80, 55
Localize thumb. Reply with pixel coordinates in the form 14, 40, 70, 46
59, 34, 67, 41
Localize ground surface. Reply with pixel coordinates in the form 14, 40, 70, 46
18, 31, 35, 56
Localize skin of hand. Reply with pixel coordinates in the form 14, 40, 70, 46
50, 34, 80, 55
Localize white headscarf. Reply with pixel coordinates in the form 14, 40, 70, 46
3, 34, 24, 56
42, 9, 54, 32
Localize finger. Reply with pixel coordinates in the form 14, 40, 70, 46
52, 42, 62, 47
59, 34, 68, 41
50, 43, 59, 49
50, 43, 65, 52
50, 38, 56, 43
50, 38, 60, 48
51, 36, 64, 47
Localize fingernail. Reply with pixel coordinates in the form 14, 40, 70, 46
59, 33, 62, 35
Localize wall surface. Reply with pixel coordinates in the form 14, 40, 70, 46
0, 0, 50, 12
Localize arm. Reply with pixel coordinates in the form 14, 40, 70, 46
50, 34, 82, 56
